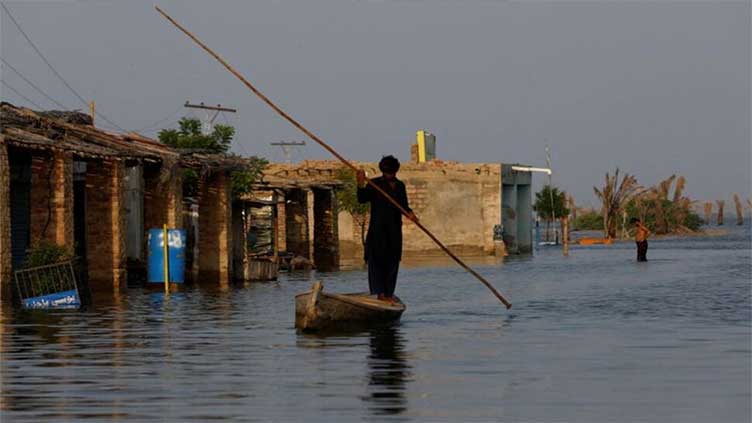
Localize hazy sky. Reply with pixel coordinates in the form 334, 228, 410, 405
1, 0, 749, 206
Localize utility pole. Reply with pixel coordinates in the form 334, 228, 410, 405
270, 140, 306, 163
184, 101, 237, 135
89, 100, 95, 126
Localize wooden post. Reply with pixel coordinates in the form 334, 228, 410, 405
562, 217, 569, 256
89, 100, 95, 126
163, 224, 169, 293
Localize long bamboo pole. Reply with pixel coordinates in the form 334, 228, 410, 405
154, 6, 512, 309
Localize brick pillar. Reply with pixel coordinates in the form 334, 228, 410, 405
0, 141, 11, 302
198, 172, 232, 284
285, 189, 309, 259
313, 188, 340, 271
27, 152, 74, 250
276, 197, 287, 252
86, 159, 126, 291
144, 163, 183, 231
306, 189, 314, 262
110, 161, 126, 290
53, 152, 74, 250
166, 165, 183, 228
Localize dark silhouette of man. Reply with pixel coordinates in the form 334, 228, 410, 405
356, 156, 417, 303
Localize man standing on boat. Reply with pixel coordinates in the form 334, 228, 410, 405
356, 156, 417, 303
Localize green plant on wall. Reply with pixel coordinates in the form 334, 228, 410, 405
231, 157, 269, 197
24, 242, 72, 269
335, 168, 370, 249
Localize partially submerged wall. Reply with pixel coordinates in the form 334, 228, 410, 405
265, 160, 502, 261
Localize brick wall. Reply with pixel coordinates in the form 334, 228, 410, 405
28, 152, 74, 250
53, 152, 74, 249
267, 160, 502, 258
0, 141, 11, 301
313, 188, 339, 271
86, 159, 126, 291
285, 189, 310, 259
144, 163, 183, 232
276, 199, 287, 252
198, 172, 232, 284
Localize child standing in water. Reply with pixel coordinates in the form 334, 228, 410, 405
631, 217, 651, 262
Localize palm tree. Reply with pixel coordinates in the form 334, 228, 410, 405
593, 169, 642, 239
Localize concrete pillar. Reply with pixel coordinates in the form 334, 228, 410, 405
501, 184, 518, 253
516, 183, 532, 254
198, 172, 232, 284
313, 188, 339, 271
0, 141, 11, 302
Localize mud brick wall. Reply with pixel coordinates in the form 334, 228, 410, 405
198, 173, 232, 284
267, 160, 502, 259
276, 199, 286, 252
86, 159, 126, 290
0, 141, 11, 300
28, 152, 74, 250
144, 164, 183, 232
336, 210, 369, 264
313, 188, 339, 271
285, 189, 310, 259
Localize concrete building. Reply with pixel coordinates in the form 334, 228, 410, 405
262, 158, 535, 268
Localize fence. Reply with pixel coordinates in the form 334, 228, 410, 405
14, 260, 81, 309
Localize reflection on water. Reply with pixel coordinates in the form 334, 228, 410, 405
365, 325, 411, 416
0, 225, 749, 422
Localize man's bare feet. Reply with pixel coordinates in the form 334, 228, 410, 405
377, 294, 386, 301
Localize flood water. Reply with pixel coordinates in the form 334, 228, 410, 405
1, 226, 750, 422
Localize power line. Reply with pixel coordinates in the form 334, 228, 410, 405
220, 110, 251, 157
1, 79, 44, 109
0, 57, 68, 109
1, 2, 125, 131
133, 105, 185, 132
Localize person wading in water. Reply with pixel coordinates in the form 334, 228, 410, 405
356, 156, 417, 303
631, 217, 651, 262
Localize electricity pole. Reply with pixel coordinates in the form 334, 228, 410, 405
184, 101, 237, 135
270, 140, 306, 163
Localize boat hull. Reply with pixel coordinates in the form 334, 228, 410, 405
295, 282, 405, 332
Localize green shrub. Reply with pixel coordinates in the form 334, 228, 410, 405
24, 242, 73, 269
574, 210, 603, 230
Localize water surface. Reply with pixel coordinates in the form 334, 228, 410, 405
1, 226, 750, 422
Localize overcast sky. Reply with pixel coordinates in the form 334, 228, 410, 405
1, 0, 749, 206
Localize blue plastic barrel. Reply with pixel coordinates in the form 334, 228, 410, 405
147, 228, 186, 284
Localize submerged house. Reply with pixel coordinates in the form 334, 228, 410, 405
0, 103, 264, 302
260, 157, 535, 268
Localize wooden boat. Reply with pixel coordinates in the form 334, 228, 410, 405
578, 237, 613, 245
295, 281, 406, 332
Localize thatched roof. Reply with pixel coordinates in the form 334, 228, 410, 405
0, 102, 173, 162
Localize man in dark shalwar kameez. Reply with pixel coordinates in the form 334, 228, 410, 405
356, 156, 417, 304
